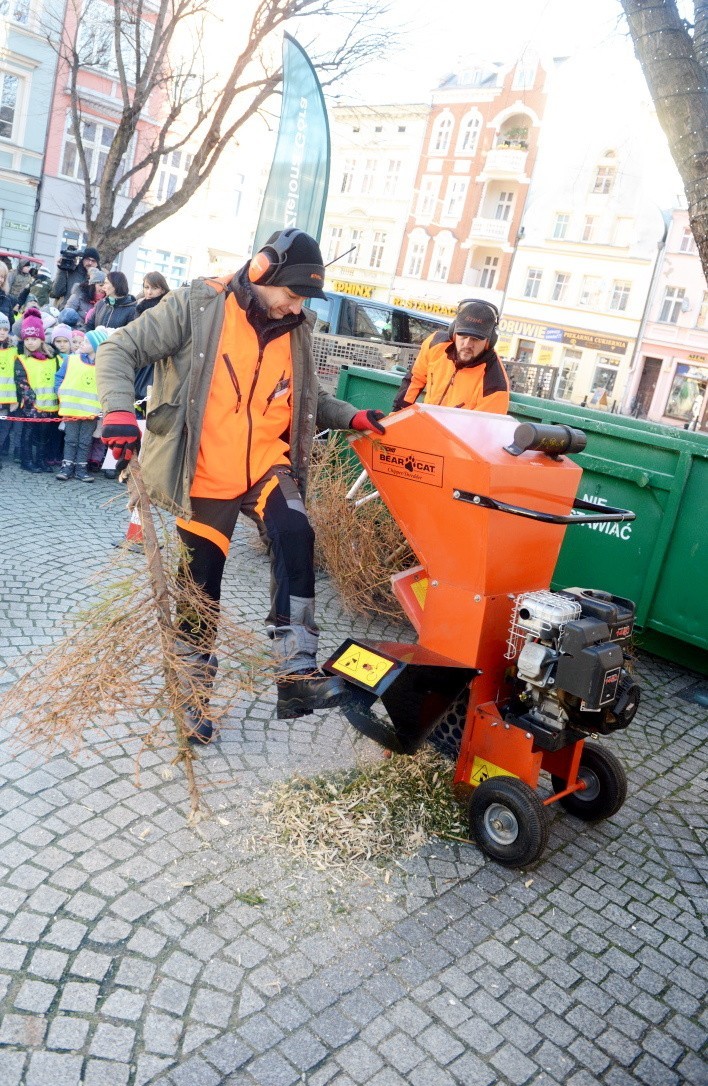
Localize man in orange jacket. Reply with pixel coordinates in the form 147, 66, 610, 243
97, 229, 386, 742
392, 299, 510, 414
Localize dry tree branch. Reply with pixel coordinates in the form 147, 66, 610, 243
0, 464, 273, 816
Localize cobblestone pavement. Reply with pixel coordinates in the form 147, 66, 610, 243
0, 461, 706, 1086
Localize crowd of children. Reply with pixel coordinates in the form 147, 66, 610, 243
0, 267, 170, 480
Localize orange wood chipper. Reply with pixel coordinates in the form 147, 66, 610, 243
324, 404, 640, 868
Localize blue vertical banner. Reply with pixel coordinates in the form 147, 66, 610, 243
253, 33, 331, 253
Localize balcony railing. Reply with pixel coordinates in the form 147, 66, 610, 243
484, 148, 528, 175
469, 217, 511, 243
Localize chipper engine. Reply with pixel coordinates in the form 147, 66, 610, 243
324, 405, 639, 868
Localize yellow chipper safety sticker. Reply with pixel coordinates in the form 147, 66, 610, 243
333, 645, 396, 688
470, 756, 517, 786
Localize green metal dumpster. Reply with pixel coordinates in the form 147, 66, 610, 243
335, 366, 708, 673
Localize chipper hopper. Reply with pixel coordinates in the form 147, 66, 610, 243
324, 404, 640, 867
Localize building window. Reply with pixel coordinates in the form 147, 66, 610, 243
609, 280, 631, 312
679, 226, 696, 253
430, 114, 453, 154
659, 286, 685, 323
479, 255, 499, 290
553, 213, 570, 240
60, 115, 116, 182
579, 276, 602, 307
60, 227, 89, 254
593, 166, 615, 194
347, 229, 363, 265
443, 179, 468, 220
524, 268, 542, 299
325, 226, 343, 263
132, 247, 190, 292
430, 237, 454, 281
552, 272, 570, 302
494, 191, 514, 222
405, 238, 427, 277
416, 176, 440, 219
340, 158, 355, 194
592, 355, 619, 397
369, 231, 386, 269
0, 72, 20, 141
696, 290, 708, 329
457, 112, 481, 155
233, 173, 245, 216
0, 0, 29, 24
383, 160, 401, 197
361, 158, 376, 195
582, 216, 596, 242
156, 149, 192, 202
665, 365, 706, 422
613, 217, 633, 246
513, 57, 537, 90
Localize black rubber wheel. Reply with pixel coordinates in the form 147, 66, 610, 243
468, 776, 549, 868
551, 741, 627, 821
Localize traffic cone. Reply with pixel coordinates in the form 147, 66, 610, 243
113, 505, 144, 550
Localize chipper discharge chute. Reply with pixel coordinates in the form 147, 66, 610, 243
324, 404, 639, 868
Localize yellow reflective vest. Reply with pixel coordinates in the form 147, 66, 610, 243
0, 345, 17, 406
19, 355, 58, 413
58, 354, 100, 418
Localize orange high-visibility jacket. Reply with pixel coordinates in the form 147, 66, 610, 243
398, 331, 510, 414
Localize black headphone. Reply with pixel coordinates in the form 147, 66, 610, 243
448, 298, 500, 348
248, 228, 305, 285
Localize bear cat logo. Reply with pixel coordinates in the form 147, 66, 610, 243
373, 443, 444, 487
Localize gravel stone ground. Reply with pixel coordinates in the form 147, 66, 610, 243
0, 462, 705, 1086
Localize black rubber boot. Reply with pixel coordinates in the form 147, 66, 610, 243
181, 652, 218, 744
276, 669, 347, 720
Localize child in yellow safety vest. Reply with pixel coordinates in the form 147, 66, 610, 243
55, 327, 108, 482
0, 314, 18, 471
15, 307, 58, 474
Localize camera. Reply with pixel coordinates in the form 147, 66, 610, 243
57, 246, 86, 271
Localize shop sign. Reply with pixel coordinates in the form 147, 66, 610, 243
5, 220, 30, 232
331, 279, 375, 299
500, 317, 628, 355
537, 347, 555, 366
392, 296, 457, 318
687, 353, 707, 365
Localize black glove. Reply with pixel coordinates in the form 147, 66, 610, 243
349, 409, 386, 434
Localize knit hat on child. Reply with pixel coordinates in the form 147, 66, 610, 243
85, 328, 110, 352
58, 307, 81, 327
0, 314, 10, 331
51, 323, 73, 342
21, 307, 45, 340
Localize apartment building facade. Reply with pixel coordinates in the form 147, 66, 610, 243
627, 207, 708, 432
0, 0, 62, 254
319, 103, 429, 304
392, 55, 549, 318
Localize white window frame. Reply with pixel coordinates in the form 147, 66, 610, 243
0, 0, 30, 25
60, 113, 118, 184
382, 160, 401, 198
155, 149, 192, 203
679, 226, 695, 253
552, 272, 570, 302
347, 228, 363, 265
592, 165, 616, 195
659, 286, 685, 324
442, 178, 468, 221
524, 268, 542, 299
369, 231, 386, 270
579, 275, 603, 308
405, 235, 427, 278
340, 158, 355, 194
456, 111, 481, 155
360, 158, 377, 196
0, 69, 22, 143
513, 57, 537, 90
416, 176, 441, 220
553, 213, 570, 240
582, 215, 596, 242
609, 280, 631, 312
479, 255, 499, 290
132, 246, 191, 292
495, 191, 514, 222
325, 225, 343, 263
429, 113, 453, 155
430, 235, 455, 281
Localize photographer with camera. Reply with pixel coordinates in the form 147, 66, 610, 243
50, 246, 101, 308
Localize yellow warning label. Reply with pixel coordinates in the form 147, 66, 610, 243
411, 577, 428, 609
470, 756, 516, 786
333, 646, 395, 688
